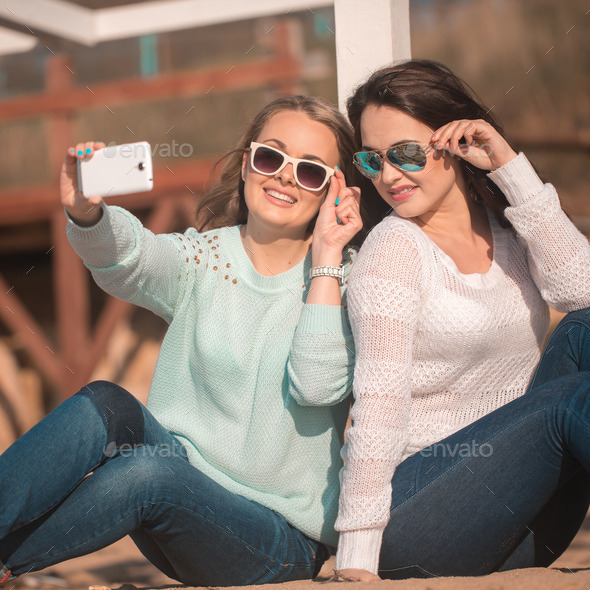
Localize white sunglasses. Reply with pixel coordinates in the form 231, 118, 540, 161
249, 142, 334, 191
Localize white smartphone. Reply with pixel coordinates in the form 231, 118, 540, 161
77, 141, 154, 198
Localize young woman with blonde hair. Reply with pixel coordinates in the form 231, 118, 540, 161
0, 95, 362, 587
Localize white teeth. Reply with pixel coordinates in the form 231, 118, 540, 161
266, 189, 295, 204
394, 187, 415, 194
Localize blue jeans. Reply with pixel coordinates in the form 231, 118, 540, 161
380, 308, 590, 579
0, 382, 328, 586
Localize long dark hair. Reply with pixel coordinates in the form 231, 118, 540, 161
347, 59, 512, 232
196, 95, 358, 242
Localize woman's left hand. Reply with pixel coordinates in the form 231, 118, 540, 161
312, 168, 362, 265
334, 568, 381, 582
432, 119, 518, 171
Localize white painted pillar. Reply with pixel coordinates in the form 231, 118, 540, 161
333, 0, 411, 113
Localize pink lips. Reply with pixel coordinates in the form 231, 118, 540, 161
264, 186, 297, 207
389, 185, 417, 202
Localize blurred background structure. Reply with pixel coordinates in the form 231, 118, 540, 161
0, 0, 588, 452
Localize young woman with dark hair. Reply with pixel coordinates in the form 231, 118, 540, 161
333, 60, 590, 581
0, 95, 362, 587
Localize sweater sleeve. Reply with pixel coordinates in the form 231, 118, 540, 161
66, 205, 190, 323
334, 222, 423, 573
287, 248, 355, 406
489, 153, 590, 312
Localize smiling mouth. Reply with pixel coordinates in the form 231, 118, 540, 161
265, 189, 296, 204
392, 186, 417, 195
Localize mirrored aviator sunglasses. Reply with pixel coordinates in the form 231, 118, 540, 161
353, 142, 433, 179
249, 142, 334, 191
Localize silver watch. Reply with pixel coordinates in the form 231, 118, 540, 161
309, 265, 343, 285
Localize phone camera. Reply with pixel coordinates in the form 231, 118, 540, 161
138, 162, 144, 171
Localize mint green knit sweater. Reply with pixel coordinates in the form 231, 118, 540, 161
67, 205, 355, 548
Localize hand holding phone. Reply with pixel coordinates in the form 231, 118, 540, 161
77, 141, 153, 198
60, 141, 154, 227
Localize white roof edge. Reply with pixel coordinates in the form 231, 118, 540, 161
0, 26, 38, 56
3, 0, 94, 45
96, 0, 332, 42
2, 0, 333, 46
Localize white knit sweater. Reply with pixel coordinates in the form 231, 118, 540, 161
334, 153, 590, 573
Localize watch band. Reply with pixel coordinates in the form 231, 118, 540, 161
309, 265, 343, 285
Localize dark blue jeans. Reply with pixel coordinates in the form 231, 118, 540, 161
0, 382, 328, 586
380, 307, 590, 579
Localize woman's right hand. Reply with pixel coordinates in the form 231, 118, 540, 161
60, 141, 105, 227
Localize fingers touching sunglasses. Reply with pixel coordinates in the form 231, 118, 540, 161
249, 142, 334, 191
353, 142, 435, 179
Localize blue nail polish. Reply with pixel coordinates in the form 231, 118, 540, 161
336, 216, 341, 224
85, 148, 92, 154
77, 150, 83, 156
335, 165, 341, 172
335, 197, 340, 206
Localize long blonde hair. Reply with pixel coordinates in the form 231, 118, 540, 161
195, 95, 357, 238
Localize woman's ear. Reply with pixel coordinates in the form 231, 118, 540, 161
241, 152, 248, 182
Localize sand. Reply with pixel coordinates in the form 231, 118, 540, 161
7, 512, 590, 590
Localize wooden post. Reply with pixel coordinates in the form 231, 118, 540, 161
47, 55, 91, 399
333, 0, 411, 113
270, 20, 303, 96
0, 273, 65, 392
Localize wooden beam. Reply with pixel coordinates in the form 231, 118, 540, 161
0, 272, 65, 392
48, 54, 91, 393
0, 157, 219, 226
271, 20, 304, 96
51, 210, 90, 379
0, 56, 301, 121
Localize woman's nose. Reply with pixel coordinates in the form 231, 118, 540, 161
380, 159, 404, 185
275, 163, 296, 186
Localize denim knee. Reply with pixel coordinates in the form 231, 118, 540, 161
556, 307, 590, 329
557, 372, 590, 408
539, 308, 590, 374
77, 379, 131, 402
76, 380, 146, 452
112, 448, 188, 504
